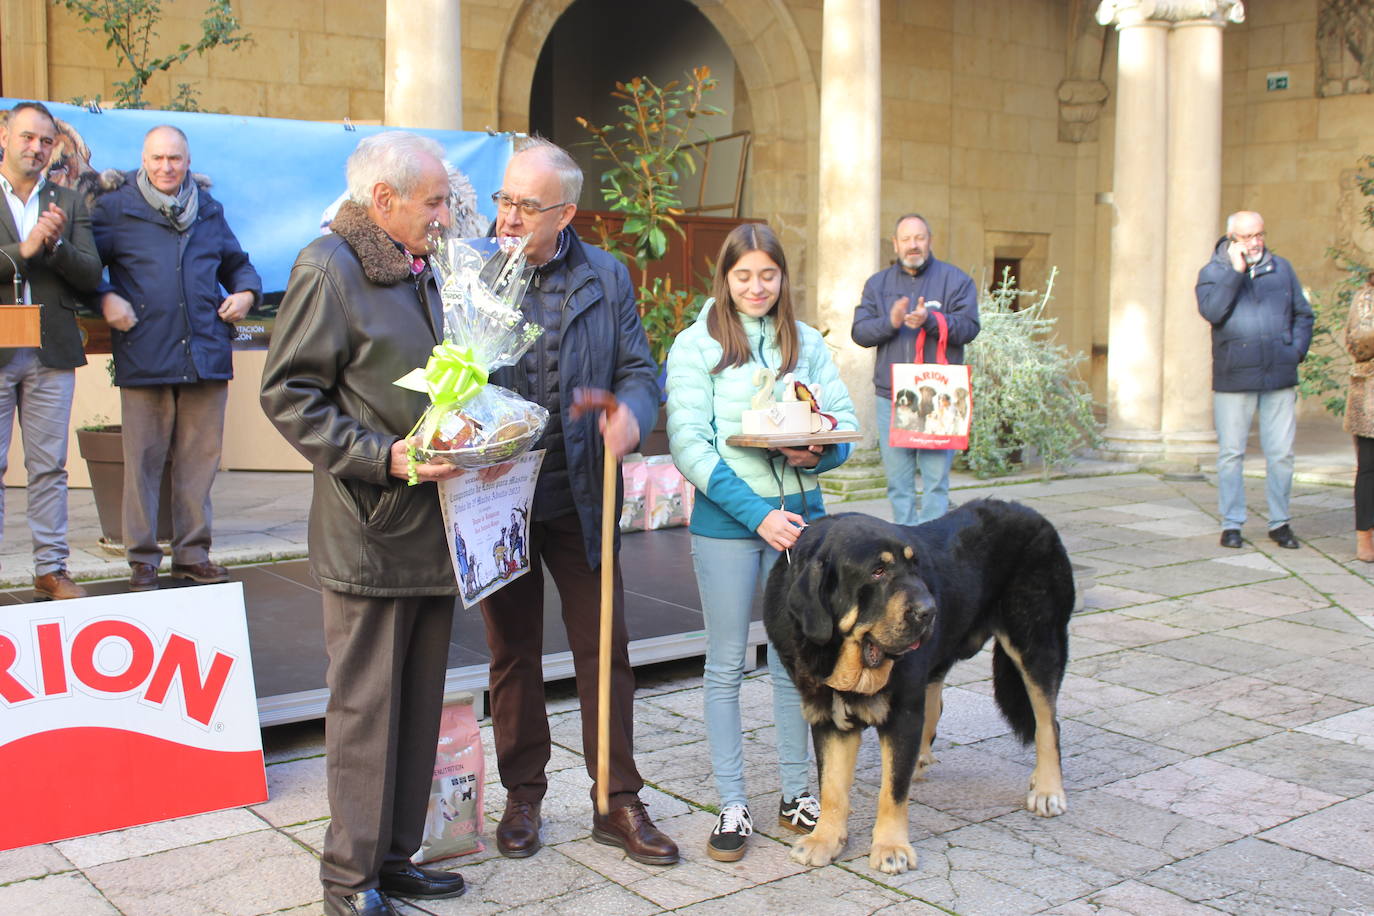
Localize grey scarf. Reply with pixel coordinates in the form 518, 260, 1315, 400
136, 168, 198, 232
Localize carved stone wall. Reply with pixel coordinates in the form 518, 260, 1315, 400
1318, 0, 1374, 97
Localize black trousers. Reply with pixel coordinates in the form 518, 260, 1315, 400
1357, 435, 1374, 531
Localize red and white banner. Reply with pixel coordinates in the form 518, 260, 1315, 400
0, 584, 266, 850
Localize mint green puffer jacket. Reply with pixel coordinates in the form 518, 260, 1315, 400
666, 302, 858, 539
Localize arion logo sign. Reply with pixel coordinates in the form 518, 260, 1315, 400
0, 584, 266, 851
0, 617, 235, 728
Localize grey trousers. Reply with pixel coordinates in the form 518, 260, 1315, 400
119, 381, 227, 567
320, 590, 455, 897
0, 349, 75, 575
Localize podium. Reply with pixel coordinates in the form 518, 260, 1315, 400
0, 303, 40, 347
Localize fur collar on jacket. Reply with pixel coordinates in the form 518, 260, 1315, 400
328, 200, 415, 286
89, 167, 213, 195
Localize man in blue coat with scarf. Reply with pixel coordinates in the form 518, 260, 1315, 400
92, 125, 261, 591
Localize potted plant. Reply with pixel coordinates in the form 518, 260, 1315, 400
76, 418, 173, 554
578, 68, 721, 452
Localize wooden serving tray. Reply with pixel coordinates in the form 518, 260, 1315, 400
725, 429, 862, 448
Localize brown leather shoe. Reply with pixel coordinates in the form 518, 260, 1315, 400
170, 560, 229, 584
496, 799, 542, 858
33, 569, 87, 601
129, 561, 160, 592
592, 800, 679, 865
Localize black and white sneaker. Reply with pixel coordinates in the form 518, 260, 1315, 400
779, 791, 820, 834
707, 803, 753, 862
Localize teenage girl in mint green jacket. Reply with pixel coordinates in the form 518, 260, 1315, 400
666, 222, 856, 862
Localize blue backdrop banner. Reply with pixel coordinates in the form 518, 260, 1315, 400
1, 98, 513, 305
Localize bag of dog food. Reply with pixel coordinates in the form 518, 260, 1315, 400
644, 455, 692, 530
620, 454, 648, 532
413, 693, 485, 863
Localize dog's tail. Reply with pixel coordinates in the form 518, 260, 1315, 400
991, 644, 1037, 745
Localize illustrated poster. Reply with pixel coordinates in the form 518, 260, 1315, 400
438, 450, 544, 607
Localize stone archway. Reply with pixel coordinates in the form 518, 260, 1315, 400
489, 0, 824, 316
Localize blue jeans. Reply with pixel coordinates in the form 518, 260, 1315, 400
874, 394, 953, 525
691, 533, 811, 806
1214, 388, 1296, 531
0, 349, 76, 575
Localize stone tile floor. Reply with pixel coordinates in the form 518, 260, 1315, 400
3, 467, 1374, 914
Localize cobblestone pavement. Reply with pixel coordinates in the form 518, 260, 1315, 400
2, 466, 1373, 914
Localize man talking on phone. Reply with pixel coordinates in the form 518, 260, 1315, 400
1197, 210, 1313, 551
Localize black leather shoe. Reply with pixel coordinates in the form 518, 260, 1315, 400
497, 798, 542, 858
170, 560, 230, 583
129, 561, 160, 591
379, 862, 465, 900
1268, 524, 1300, 549
1219, 529, 1243, 549
323, 889, 397, 916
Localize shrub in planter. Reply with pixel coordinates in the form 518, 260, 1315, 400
962, 268, 1102, 478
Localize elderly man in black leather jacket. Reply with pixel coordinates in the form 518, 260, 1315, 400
261, 131, 468, 916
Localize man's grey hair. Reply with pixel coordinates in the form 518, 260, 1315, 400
893, 212, 931, 235
1225, 210, 1263, 234
346, 131, 446, 204
144, 124, 188, 146
512, 135, 583, 205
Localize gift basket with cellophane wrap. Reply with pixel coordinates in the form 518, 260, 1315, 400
395, 235, 548, 480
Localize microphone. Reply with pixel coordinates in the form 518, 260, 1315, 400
0, 246, 23, 304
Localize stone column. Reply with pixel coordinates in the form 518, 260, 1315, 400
384, 0, 463, 130
1162, 11, 1241, 466
1099, 7, 1169, 460
0, 0, 49, 101
815, 0, 881, 442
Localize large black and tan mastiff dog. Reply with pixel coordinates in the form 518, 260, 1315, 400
763, 500, 1073, 874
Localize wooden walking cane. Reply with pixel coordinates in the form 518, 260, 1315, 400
570, 388, 622, 816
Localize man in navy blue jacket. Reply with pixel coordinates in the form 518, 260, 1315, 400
852, 213, 980, 524
479, 138, 675, 867
1197, 210, 1312, 550
92, 125, 261, 591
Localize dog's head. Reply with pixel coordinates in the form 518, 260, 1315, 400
895, 388, 918, 409
774, 514, 937, 694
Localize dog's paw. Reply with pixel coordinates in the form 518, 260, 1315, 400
1026, 787, 1067, 817
915, 749, 938, 779
789, 831, 846, 868
869, 840, 917, 874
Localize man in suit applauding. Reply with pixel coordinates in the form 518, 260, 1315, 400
0, 101, 103, 600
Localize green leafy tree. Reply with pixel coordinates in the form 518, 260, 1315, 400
577, 68, 722, 364
962, 268, 1103, 478
56, 0, 250, 111
1300, 153, 1374, 417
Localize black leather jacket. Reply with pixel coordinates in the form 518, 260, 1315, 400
260, 203, 457, 596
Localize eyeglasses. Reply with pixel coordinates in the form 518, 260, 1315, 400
491, 191, 569, 217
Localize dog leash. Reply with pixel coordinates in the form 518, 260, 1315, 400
767, 454, 810, 565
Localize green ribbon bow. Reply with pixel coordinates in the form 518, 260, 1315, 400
423, 343, 487, 410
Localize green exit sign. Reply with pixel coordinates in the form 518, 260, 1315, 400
1267, 72, 1289, 91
